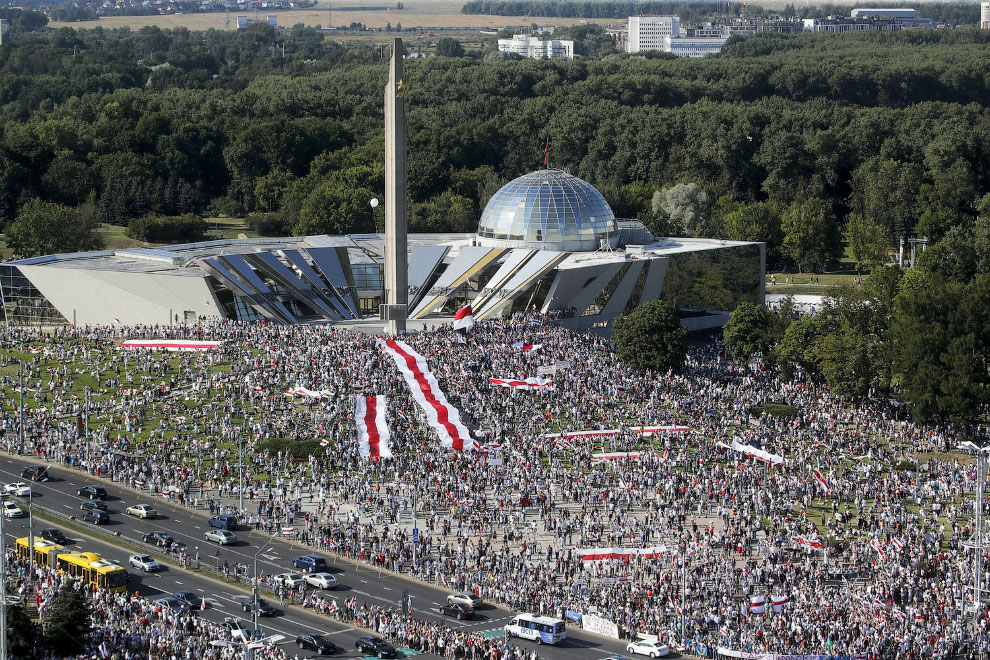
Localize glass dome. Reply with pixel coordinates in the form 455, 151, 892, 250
476, 170, 618, 252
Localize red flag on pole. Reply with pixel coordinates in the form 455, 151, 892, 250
544, 138, 549, 166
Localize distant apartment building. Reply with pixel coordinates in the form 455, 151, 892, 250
803, 16, 934, 32
662, 35, 729, 57
982, 2, 990, 29
626, 16, 680, 53
851, 7, 917, 18
497, 34, 574, 59
237, 14, 277, 28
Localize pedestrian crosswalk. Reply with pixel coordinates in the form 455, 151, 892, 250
356, 650, 420, 660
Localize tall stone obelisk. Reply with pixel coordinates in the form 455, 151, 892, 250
383, 38, 408, 334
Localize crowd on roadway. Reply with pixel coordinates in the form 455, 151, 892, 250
0, 317, 985, 659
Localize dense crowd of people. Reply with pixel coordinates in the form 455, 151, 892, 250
0, 316, 985, 659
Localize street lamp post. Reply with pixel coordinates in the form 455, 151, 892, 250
1, 496, 8, 660
27, 488, 34, 574
18, 360, 24, 455
253, 532, 279, 633
238, 428, 244, 515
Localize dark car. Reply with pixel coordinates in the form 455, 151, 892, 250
41, 528, 69, 544
292, 554, 328, 571
142, 531, 173, 545
207, 514, 238, 530
76, 485, 107, 500
355, 636, 397, 659
83, 510, 109, 524
439, 602, 475, 620
173, 591, 203, 608
296, 634, 337, 655
241, 597, 276, 616
20, 466, 49, 482
80, 499, 109, 513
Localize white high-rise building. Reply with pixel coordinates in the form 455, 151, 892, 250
626, 16, 681, 53
497, 34, 575, 59
981, 2, 990, 29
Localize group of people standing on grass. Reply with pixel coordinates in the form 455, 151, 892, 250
0, 316, 985, 659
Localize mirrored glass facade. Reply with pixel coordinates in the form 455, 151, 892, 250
0, 265, 68, 326
660, 244, 763, 311
476, 170, 617, 251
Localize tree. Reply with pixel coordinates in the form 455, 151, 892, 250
844, 212, 888, 274
6, 199, 102, 258
435, 37, 464, 57
722, 301, 772, 364
781, 199, 829, 273
891, 270, 990, 425
294, 179, 376, 236
7, 603, 38, 659
652, 183, 708, 235
722, 201, 784, 268
612, 300, 687, 373
45, 587, 92, 655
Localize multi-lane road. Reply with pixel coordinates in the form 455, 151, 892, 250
0, 455, 635, 660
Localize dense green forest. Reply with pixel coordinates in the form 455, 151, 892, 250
461, 0, 984, 23
0, 16, 987, 269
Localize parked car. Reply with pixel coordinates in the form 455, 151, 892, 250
142, 531, 173, 545
304, 572, 338, 589
126, 504, 157, 519
173, 591, 203, 608
296, 634, 337, 655
292, 555, 329, 572
207, 514, 238, 530
154, 597, 189, 612
80, 500, 108, 513
447, 592, 483, 609
204, 529, 237, 545
128, 554, 160, 572
626, 640, 670, 658
439, 602, 475, 620
3, 483, 31, 497
41, 528, 69, 544
20, 466, 49, 482
355, 636, 397, 658
83, 510, 109, 524
76, 485, 107, 500
273, 573, 306, 589
241, 597, 276, 616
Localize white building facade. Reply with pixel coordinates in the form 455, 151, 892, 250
626, 16, 681, 53
497, 34, 574, 59
982, 2, 990, 29
662, 35, 729, 57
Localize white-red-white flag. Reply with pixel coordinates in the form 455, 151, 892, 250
891, 538, 903, 551
356, 395, 393, 460
871, 538, 886, 559
488, 377, 553, 390
511, 342, 542, 352
812, 468, 831, 493
453, 305, 475, 333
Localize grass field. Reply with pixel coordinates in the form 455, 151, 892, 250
50, 0, 615, 31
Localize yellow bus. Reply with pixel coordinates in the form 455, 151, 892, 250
15, 537, 64, 569
54, 551, 128, 592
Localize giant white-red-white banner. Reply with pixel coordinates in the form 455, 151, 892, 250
629, 425, 693, 435
119, 339, 222, 351
591, 451, 642, 464
285, 386, 332, 398
541, 429, 621, 440
717, 440, 785, 465
489, 377, 554, 390
577, 546, 668, 561
356, 395, 392, 460
378, 339, 474, 451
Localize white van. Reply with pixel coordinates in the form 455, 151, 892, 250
504, 614, 567, 644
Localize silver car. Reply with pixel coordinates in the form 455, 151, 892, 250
304, 572, 338, 589
447, 592, 483, 608
205, 529, 237, 545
